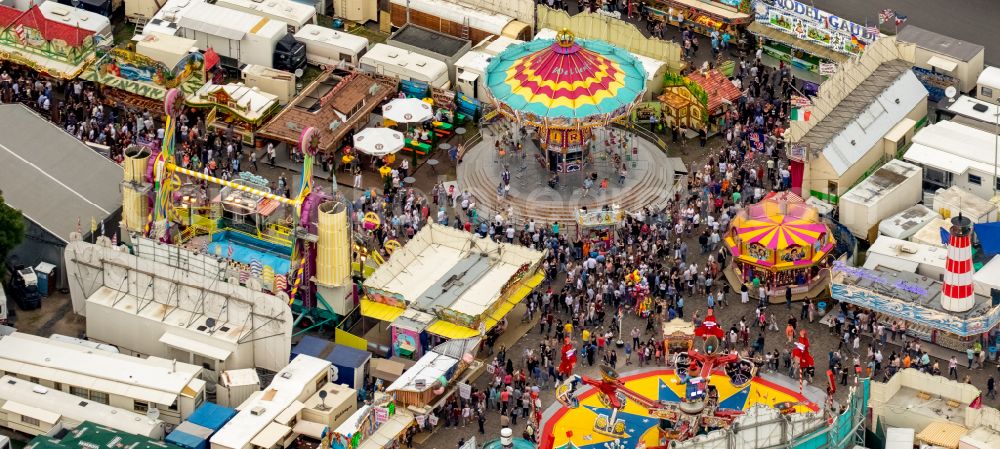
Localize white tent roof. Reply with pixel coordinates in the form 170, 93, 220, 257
178, 2, 263, 40
384, 352, 458, 393
819, 70, 927, 176
363, 224, 544, 318
904, 120, 998, 175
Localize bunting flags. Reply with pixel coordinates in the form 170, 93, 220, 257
895, 14, 908, 26
791, 107, 811, 122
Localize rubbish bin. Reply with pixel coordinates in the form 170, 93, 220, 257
34, 262, 57, 297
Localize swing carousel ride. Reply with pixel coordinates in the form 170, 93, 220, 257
483, 29, 647, 173
546, 312, 817, 449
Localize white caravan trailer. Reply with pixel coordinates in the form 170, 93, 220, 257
359, 43, 449, 89
293, 24, 369, 66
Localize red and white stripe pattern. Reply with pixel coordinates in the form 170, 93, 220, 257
941, 216, 975, 312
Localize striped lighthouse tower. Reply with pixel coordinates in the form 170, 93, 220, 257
941, 215, 975, 312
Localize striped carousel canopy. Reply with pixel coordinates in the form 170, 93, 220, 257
484, 29, 646, 125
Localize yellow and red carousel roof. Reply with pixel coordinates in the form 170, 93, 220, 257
484, 30, 646, 126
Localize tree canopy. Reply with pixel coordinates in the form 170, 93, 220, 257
0, 192, 25, 275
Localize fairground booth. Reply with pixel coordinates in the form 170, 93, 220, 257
725, 194, 834, 299
748, 0, 876, 76
644, 0, 751, 39
360, 224, 545, 360
576, 206, 624, 256
832, 216, 1000, 353
83, 32, 207, 109
0, 4, 108, 80
484, 29, 646, 173
659, 69, 742, 133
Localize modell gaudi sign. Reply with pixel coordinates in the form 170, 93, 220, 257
754, 0, 878, 55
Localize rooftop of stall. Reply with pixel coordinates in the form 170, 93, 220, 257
292, 336, 370, 389
188, 402, 237, 431
165, 403, 236, 449
387, 24, 471, 86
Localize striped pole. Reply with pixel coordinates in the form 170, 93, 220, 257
166, 164, 299, 205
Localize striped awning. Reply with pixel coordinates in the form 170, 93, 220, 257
916, 421, 968, 449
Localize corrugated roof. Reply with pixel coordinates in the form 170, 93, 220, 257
897, 25, 984, 62
0, 104, 122, 242
797, 61, 926, 176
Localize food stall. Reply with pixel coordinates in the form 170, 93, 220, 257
663, 318, 695, 353
645, 0, 751, 39
577, 206, 624, 256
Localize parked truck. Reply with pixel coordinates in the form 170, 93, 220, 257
144, 0, 306, 72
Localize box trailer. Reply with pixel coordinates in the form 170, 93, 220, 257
241, 64, 295, 104
454, 49, 491, 101
878, 204, 939, 241
211, 0, 316, 34
293, 24, 368, 67
839, 159, 923, 240
171, 1, 306, 71
389, 0, 530, 43
359, 43, 449, 89
291, 336, 370, 391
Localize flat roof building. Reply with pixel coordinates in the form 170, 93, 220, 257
387, 24, 471, 86
0, 375, 164, 438
0, 332, 205, 427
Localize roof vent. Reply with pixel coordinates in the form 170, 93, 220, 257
32, 386, 48, 394
50, 7, 70, 16
280, 371, 293, 379
251, 406, 266, 415
6, 379, 14, 385
78, 401, 88, 407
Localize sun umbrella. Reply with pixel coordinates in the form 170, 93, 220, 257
353, 127, 405, 156
382, 98, 433, 123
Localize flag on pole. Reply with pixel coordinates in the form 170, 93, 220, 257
90, 217, 97, 234
894, 14, 907, 26
100, 220, 105, 237
76, 217, 82, 234
878, 8, 895, 24
791, 108, 811, 122
865, 25, 879, 36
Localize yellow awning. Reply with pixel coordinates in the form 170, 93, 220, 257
426, 320, 480, 339
361, 299, 406, 322
917, 421, 968, 449
483, 272, 546, 330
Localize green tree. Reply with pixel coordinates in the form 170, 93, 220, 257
0, 192, 25, 277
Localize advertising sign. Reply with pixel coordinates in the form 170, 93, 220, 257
754, 0, 877, 55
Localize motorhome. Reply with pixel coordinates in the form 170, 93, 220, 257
359, 43, 450, 89
293, 24, 369, 67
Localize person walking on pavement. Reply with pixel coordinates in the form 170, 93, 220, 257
989, 375, 997, 400
266, 141, 276, 166
785, 287, 792, 309
949, 356, 959, 379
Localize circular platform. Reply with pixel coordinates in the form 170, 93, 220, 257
541, 368, 817, 449
457, 127, 682, 224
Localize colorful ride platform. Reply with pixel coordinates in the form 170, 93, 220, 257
542, 368, 816, 449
